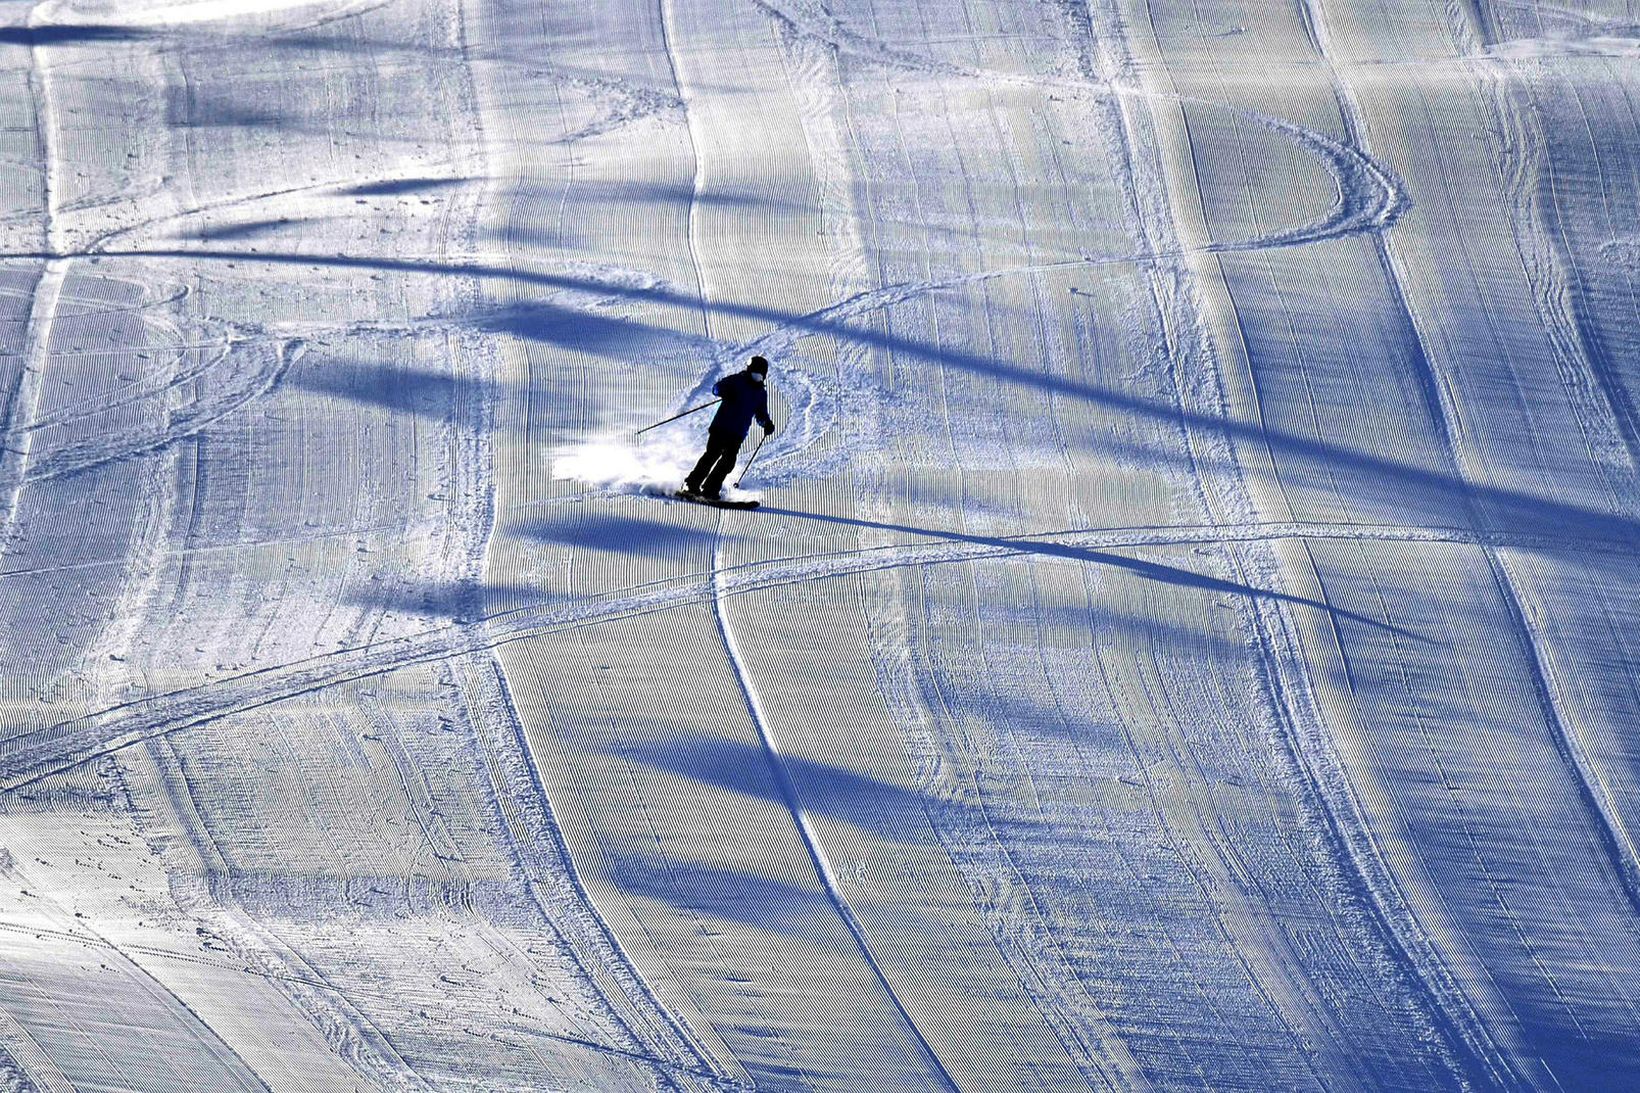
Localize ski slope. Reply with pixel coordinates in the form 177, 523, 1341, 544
2, 0, 1639, 1088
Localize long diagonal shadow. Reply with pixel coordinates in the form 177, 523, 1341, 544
757, 505, 1426, 640
12, 245, 1637, 549
0, 24, 156, 45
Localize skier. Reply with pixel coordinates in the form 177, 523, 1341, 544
682, 355, 774, 501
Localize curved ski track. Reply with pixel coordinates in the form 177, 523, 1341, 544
18, 335, 300, 483
749, 0, 1407, 239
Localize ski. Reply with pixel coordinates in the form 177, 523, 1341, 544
672, 490, 760, 510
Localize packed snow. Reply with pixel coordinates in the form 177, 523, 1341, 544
3, 0, 1639, 1089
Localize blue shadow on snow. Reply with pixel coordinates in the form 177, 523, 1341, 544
344, 582, 556, 623
0, 24, 154, 45
602, 848, 832, 937
473, 301, 664, 359
609, 728, 1028, 842
523, 512, 726, 555
288, 360, 497, 420
341, 177, 473, 197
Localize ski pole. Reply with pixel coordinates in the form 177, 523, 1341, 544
634, 398, 720, 436
735, 431, 769, 488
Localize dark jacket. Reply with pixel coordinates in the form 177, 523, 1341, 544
708, 370, 773, 439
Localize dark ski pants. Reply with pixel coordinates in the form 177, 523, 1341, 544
685, 429, 745, 496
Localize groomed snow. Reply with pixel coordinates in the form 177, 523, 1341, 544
3, 0, 1639, 1089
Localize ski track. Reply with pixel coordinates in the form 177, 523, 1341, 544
0, 6, 678, 490
0, 127, 1394, 497
0, 263, 63, 537
2, 1, 685, 1088
6, 0, 1638, 1087
963, 3, 1482, 1082
20, 336, 299, 484
1156, 0, 1640, 1084
1020, 5, 1465, 1082
1462, 10, 1640, 916
453, 657, 735, 1090
0, 0, 1406, 489
1242, 3, 1533, 1082
0, 514, 1625, 794
707, 532, 961, 1092
0, 1001, 69, 1093
749, 0, 1408, 237
0, 766, 275, 1092
730, 3, 1637, 1084
0, 913, 720, 1088
0, 1, 66, 550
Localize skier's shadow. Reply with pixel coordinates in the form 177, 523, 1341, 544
756, 505, 1426, 641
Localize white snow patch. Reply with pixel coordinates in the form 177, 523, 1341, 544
1485, 33, 1640, 59
551, 431, 691, 493
550, 429, 759, 502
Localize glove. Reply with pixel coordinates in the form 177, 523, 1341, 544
763, 423, 774, 435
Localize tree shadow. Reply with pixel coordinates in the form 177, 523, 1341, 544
507, 179, 797, 213
602, 848, 833, 937
472, 300, 668, 359
1028, 601, 1255, 657
193, 218, 314, 242
341, 177, 473, 197
0, 24, 154, 46
287, 360, 497, 420
943, 688, 1120, 750
610, 728, 1026, 842
521, 512, 726, 555
345, 581, 556, 623
282, 350, 602, 439
1299, 564, 1640, 1089
160, 85, 426, 143
164, 89, 291, 131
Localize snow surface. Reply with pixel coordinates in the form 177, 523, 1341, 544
2, 0, 1639, 1089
